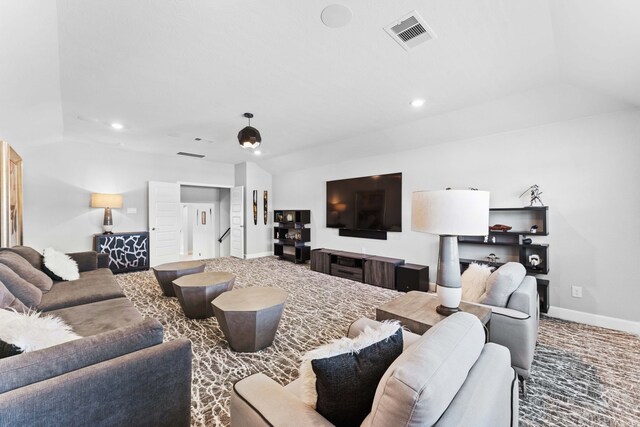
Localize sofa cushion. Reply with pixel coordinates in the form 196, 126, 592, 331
2, 246, 43, 270
0, 264, 42, 308
47, 297, 144, 337
0, 318, 164, 394
312, 328, 403, 426
0, 309, 81, 355
480, 262, 526, 307
0, 251, 53, 292
367, 312, 485, 427
37, 269, 124, 312
43, 248, 80, 281
461, 263, 493, 303
0, 280, 28, 312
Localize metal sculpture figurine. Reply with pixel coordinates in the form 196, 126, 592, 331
520, 184, 544, 206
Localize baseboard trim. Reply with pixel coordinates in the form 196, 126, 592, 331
245, 251, 273, 260
547, 306, 640, 336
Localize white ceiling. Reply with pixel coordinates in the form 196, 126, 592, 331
1, 0, 639, 172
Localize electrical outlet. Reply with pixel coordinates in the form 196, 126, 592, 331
571, 285, 583, 298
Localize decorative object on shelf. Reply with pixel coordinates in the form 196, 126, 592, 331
238, 112, 261, 149
522, 238, 532, 245
491, 236, 496, 243
412, 189, 490, 316
263, 191, 268, 225
530, 225, 538, 233
489, 224, 512, 231
0, 141, 23, 247
286, 213, 293, 222
528, 254, 541, 269
486, 253, 500, 265
520, 184, 544, 207
252, 190, 258, 225
295, 232, 301, 240
90, 193, 123, 234
275, 211, 283, 222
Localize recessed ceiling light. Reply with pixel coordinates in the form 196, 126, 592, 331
254, 150, 262, 156
411, 99, 426, 108
111, 123, 124, 130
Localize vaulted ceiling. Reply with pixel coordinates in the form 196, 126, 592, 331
1, 0, 639, 172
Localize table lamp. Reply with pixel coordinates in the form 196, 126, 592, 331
91, 193, 123, 234
412, 189, 489, 315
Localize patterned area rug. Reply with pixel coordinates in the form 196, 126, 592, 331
115, 256, 640, 427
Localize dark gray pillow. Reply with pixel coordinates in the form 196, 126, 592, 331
0, 281, 28, 312
0, 251, 53, 292
0, 338, 22, 359
0, 264, 42, 308
312, 328, 403, 426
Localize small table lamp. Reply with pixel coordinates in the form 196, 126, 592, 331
412, 189, 489, 315
91, 193, 123, 234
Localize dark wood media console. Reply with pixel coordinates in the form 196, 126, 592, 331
311, 248, 416, 290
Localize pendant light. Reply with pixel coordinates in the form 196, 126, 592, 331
238, 112, 261, 149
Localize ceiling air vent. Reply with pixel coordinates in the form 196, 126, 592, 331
177, 151, 205, 158
384, 11, 436, 51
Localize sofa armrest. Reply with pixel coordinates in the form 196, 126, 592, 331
97, 252, 109, 269
490, 310, 538, 379
506, 275, 538, 317
231, 373, 334, 427
0, 338, 192, 427
67, 251, 99, 272
0, 318, 164, 393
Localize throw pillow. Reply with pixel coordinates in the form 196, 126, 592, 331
0, 309, 81, 356
461, 263, 493, 302
43, 248, 80, 281
480, 262, 526, 307
299, 321, 403, 426
0, 264, 42, 308
3, 246, 44, 270
0, 280, 28, 312
0, 251, 53, 292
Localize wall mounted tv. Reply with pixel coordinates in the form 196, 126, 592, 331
326, 172, 402, 240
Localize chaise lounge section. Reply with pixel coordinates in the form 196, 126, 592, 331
0, 246, 192, 426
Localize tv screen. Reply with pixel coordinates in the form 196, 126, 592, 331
326, 173, 402, 232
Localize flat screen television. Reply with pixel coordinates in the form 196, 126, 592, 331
326, 172, 402, 232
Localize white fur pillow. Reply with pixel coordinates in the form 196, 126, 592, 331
461, 263, 494, 302
43, 248, 80, 281
298, 320, 401, 408
0, 309, 81, 353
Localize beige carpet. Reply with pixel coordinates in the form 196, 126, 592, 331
115, 256, 640, 427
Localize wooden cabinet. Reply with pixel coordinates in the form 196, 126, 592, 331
94, 231, 149, 273
458, 206, 550, 313
273, 210, 310, 263
310, 248, 332, 274
364, 256, 404, 289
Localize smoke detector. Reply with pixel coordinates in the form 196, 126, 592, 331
384, 11, 436, 51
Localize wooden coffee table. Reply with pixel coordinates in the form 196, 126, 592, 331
152, 261, 205, 297
376, 291, 491, 339
172, 271, 235, 319
211, 287, 287, 352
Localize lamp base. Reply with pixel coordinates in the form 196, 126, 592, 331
436, 305, 460, 316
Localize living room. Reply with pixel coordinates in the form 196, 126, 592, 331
1, 1, 639, 426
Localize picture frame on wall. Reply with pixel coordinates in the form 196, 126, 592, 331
1, 141, 23, 247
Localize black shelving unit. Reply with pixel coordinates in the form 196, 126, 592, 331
459, 206, 550, 313
273, 210, 311, 264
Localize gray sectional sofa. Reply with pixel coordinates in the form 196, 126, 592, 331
0, 246, 192, 427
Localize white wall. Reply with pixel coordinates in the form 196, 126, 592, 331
234, 161, 273, 258
273, 109, 640, 323
20, 140, 235, 252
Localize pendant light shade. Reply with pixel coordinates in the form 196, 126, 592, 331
238, 113, 261, 149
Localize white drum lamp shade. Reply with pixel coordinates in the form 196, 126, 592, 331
91, 193, 123, 234
412, 190, 490, 315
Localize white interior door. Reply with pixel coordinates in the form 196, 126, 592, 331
148, 181, 181, 266
230, 186, 244, 259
